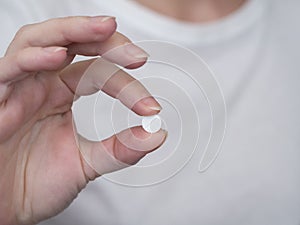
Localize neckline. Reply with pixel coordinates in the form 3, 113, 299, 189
101, 0, 267, 47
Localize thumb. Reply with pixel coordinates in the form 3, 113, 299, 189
77, 126, 167, 180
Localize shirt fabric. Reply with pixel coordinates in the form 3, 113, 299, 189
1, 0, 300, 225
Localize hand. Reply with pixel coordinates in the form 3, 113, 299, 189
0, 16, 167, 225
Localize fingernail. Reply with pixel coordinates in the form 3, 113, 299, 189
124, 42, 150, 59
162, 129, 168, 140
90, 16, 116, 23
148, 105, 162, 111
156, 129, 168, 148
141, 97, 162, 112
101, 16, 116, 22
44, 47, 68, 53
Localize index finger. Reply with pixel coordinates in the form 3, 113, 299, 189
60, 58, 162, 116
6, 16, 117, 54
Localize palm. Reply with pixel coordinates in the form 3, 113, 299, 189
0, 69, 88, 223
0, 16, 166, 225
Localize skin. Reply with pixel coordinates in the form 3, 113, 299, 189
0, 16, 167, 225
134, 0, 247, 22
0, 0, 248, 224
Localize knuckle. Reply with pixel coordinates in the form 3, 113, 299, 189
45, 16, 64, 24
15, 24, 33, 39
14, 49, 32, 73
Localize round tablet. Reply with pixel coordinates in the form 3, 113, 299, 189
142, 115, 162, 133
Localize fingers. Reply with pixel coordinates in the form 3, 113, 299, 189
60, 58, 161, 116
0, 46, 68, 104
6, 15, 148, 69
0, 46, 68, 84
6, 16, 117, 55
67, 32, 149, 69
79, 126, 168, 177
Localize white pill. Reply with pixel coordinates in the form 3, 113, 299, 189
142, 115, 162, 133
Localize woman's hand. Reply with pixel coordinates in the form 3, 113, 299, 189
0, 16, 167, 225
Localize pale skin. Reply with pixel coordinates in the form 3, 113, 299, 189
135, 0, 246, 22
0, 16, 167, 225
0, 0, 246, 224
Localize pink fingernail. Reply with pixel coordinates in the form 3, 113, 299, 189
101, 16, 116, 22
44, 47, 68, 53
124, 42, 150, 59
90, 16, 116, 23
142, 97, 162, 112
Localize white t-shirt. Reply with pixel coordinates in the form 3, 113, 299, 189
1, 0, 300, 225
